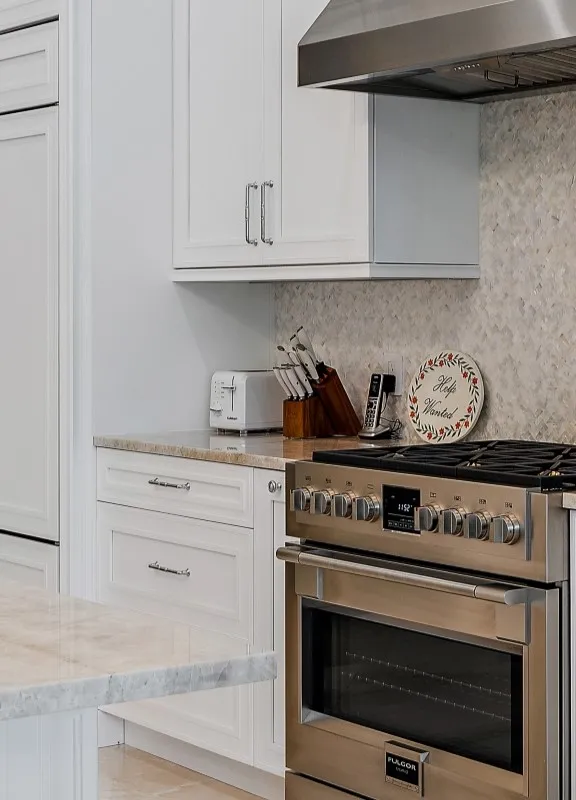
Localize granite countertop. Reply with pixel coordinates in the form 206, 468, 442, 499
94, 430, 382, 469
0, 581, 274, 721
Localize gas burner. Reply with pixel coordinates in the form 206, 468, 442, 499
312, 440, 576, 490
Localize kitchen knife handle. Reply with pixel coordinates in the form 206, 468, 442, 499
245, 183, 259, 246
260, 181, 274, 245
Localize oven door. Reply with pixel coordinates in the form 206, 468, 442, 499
278, 544, 563, 800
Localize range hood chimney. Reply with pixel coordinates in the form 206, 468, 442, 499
299, 0, 576, 102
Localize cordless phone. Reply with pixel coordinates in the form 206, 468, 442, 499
358, 373, 392, 440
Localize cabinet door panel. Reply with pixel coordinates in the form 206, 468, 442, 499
0, 533, 58, 590
173, 0, 264, 268
263, 0, 370, 266
0, 22, 58, 114
107, 632, 252, 763
0, 0, 57, 32
0, 108, 58, 541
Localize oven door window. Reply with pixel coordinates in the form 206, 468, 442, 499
302, 605, 523, 774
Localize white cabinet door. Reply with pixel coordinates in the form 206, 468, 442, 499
106, 632, 253, 764
0, 0, 57, 32
253, 469, 292, 775
262, 0, 370, 266
0, 107, 59, 541
0, 532, 58, 590
173, 0, 264, 268
0, 22, 58, 114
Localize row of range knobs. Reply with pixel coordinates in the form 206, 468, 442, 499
290, 487, 522, 545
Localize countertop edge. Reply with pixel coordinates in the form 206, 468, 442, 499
0, 652, 276, 722
94, 437, 292, 470
562, 493, 576, 509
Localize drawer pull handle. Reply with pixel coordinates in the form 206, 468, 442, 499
148, 477, 191, 491
148, 561, 191, 577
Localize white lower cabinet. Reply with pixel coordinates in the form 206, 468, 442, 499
106, 632, 253, 764
0, 532, 58, 590
253, 469, 289, 775
96, 454, 286, 774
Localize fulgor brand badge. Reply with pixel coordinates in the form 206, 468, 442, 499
385, 743, 429, 795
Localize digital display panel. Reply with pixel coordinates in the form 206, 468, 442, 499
382, 486, 421, 534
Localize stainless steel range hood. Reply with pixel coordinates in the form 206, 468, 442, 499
299, 0, 576, 102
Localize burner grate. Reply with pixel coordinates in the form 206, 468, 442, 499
312, 440, 576, 490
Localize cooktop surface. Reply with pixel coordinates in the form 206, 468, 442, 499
312, 440, 576, 491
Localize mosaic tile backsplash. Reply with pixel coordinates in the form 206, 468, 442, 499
276, 92, 576, 443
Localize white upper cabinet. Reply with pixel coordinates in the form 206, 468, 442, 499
0, 0, 58, 32
172, 0, 480, 281
173, 0, 265, 268
0, 107, 59, 541
262, 0, 370, 267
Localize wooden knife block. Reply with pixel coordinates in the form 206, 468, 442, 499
283, 396, 334, 439
283, 366, 361, 438
312, 367, 361, 436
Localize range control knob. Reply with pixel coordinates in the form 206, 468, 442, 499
493, 514, 522, 545
464, 512, 492, 541
334, 492, 356, 519
290, 486, 313, 513
415, 504, 442, 532
353, 495, 381, 523
440, 508, 466, 536
311, 490, 334, 516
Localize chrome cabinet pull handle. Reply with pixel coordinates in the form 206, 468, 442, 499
260, 181, 274, 245
148, 560, 190, 577
245, 182, 259, 246
268, 479, 282, 494
148, 477, 191, 491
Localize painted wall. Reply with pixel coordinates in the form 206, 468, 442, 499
91, 0, 273, 435
276, 92, 576, 443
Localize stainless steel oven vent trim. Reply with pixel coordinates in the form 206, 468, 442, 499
299, 0, 576, 102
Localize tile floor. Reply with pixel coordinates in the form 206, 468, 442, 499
99, 745, 260, 799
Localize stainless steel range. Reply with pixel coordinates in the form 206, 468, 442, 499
278, 441, 572, 800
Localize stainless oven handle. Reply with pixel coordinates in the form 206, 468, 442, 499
276, 547, 535, 606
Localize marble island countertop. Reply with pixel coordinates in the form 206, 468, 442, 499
94, 429, 377, 469
0, 581, 274, 721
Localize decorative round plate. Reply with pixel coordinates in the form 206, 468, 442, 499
408, 351, 484, 443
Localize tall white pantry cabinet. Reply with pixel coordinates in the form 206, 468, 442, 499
0, 16, 61, 590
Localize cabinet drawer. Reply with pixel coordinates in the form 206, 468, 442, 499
0, 532, 58, 590
98, 503, 252, 639
0, 22, 58, 113
97, 448, 253, 527
0, 1, 58, 33
105, 631, 252, 763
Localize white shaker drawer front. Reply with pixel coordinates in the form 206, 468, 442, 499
0, 1, 58, 33
0, 533, 58, 590
0, 22, 58, 113
98, 504, 252, 639
105, 633, 253, 763
97, 449, 253, 527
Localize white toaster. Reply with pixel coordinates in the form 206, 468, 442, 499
210, 370, 284, 433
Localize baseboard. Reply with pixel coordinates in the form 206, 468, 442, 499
98, 711, 125, 748
125, 722, 284, 800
